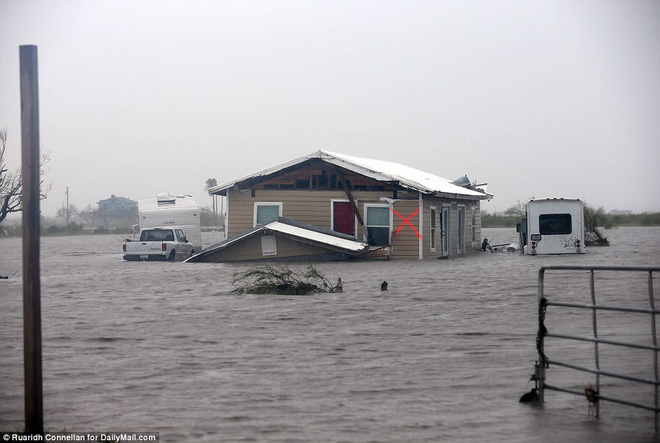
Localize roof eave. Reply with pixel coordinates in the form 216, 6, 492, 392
208, 151, 328, 195
433, 191, 492, 201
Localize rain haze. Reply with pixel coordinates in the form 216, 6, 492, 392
1, 0, 659, 218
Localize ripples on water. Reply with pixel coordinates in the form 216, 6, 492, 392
1, 227, 659, 442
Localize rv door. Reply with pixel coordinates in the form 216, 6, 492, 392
518, 217, 527, 248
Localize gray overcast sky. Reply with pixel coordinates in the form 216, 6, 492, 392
1, 0, 659, 217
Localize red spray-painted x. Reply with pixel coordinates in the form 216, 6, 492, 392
391, 208, 422, 239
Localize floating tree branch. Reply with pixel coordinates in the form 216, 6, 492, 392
231, 264, 343, 295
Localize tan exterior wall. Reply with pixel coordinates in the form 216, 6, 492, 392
389, 199, 421, 259
420, 196, 482, 258
225, 188, 482, 260
227, 188, 390, 237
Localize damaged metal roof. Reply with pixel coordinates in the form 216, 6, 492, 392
208, 150, 491, 200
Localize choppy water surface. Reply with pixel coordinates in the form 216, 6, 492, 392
1, 227, 660, 442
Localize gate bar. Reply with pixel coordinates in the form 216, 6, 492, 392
544, 383, 660, 413
546, 358, 660, 386
547, 332, 660, 352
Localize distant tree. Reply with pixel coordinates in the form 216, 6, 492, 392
56, 203, 80, 221
504, 198, 534, 218
205, 178, 218, 222
0, 128, 51, 223
584, 203, 610, 246
79, 204, 97, 225
204, 178, 217, 194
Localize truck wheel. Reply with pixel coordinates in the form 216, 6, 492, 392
168, 250, 176, 261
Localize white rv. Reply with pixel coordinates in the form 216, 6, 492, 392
137, 193, 202, 251
516, 198, 585, 255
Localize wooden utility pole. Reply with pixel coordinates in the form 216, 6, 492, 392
20, 44, 43, 435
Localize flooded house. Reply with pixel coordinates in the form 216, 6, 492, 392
198, 150, 491, 261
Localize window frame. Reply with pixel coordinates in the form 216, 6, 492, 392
253, 202, 283, 227
363, 203, 392, 247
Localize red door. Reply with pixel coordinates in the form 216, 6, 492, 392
333, 201, 355, 237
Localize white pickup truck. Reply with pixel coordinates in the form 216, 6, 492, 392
123, 227, 195, 261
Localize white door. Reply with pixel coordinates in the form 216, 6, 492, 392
441, 206, 450, 256
457, 206, 465, 254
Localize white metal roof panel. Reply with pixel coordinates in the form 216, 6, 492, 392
266, 221, 369, 252
209, 150, 489, 199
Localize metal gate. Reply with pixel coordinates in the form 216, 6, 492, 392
533, 265, 660, 431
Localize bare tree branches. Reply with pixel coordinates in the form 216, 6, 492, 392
231, 265, 343, 295
0, 128, 51, 224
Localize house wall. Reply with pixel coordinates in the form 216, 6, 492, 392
390, 199, 421, 259
226, 188, 389, 236
420, 196, 482, 259
225, 188, 483, 260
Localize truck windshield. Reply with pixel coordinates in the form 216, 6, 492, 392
140, 230, 174, 242
539, 214, 572, 235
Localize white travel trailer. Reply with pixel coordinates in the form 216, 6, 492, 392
137, 193, 202, 251
516, 198, 585, 255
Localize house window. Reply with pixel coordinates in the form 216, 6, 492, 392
430, 206, 437, 251
254, 202, 282, 226
364, 204, 391, 247
471, 208, 477, 243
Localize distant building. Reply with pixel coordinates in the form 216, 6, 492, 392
97, 195, 138, 227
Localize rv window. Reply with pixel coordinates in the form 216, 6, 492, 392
539, 214, 572, 235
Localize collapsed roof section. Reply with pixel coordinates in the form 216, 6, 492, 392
185, 217, 369, 263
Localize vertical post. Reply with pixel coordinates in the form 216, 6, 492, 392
537, 268, 546, 402
418, 192, 423, 260
590, 270, 600, 418
20, 44, 43, 435
648, 270, 659, 432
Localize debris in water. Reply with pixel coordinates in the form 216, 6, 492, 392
519, 388, 540, 403
231, 264, 343, 295
585, 384, 599, 416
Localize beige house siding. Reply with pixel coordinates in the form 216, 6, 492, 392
389, 199, 421, 259
470, 205, 482, 250
227, 188, 388, 238
225, 187, 483, 260
419, 197, 482, 258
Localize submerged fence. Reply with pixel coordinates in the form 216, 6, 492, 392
534, 265, 660, 431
